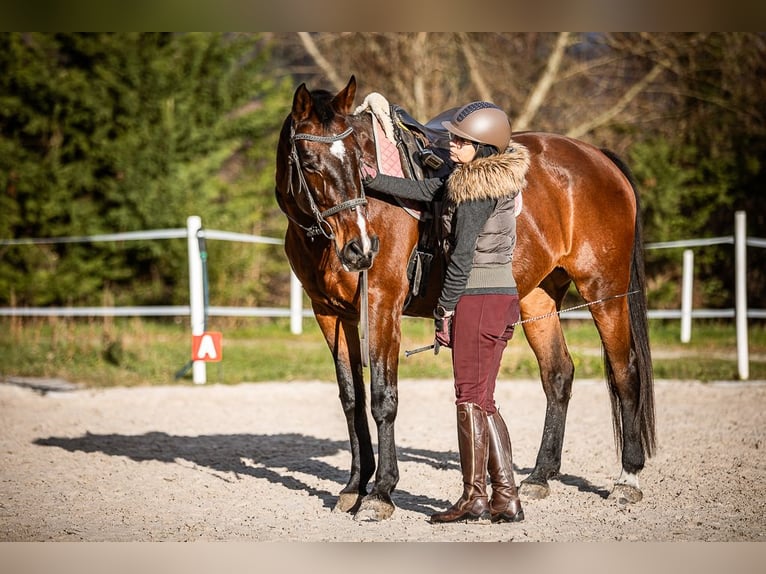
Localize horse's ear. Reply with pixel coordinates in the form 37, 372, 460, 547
292, 83, 313, 122
331, 75, 357, 115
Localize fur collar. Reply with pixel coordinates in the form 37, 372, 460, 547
446, 143, 530, 204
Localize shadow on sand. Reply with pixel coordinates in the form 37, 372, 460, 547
35, 432, 606, 514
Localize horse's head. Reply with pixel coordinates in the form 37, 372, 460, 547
275, 76, 379, 272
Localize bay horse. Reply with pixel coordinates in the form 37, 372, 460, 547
275, 76, 655, 521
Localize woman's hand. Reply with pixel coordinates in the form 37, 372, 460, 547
433, 307, 454, 354
361, 162, 378, 182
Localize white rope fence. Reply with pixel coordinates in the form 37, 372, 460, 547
1, 211, 764, 380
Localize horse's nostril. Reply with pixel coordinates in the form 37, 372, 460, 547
345, 240, 362, 258
344, 237, 377, 259
341, 238, 377, 271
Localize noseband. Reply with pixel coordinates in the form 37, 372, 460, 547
287, 124, 367, 240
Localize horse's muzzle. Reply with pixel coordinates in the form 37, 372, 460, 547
341, 235, 380, 272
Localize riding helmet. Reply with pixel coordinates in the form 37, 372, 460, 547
442, 102, 512, 151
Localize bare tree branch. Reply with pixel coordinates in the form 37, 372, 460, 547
296, 32, 345, 91
412, 32, 428, 120
566, 61, 665, 138
514, 32, 570, 131
457, 33, 492, 102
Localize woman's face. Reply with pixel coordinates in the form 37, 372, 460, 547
448, 133, 478, 164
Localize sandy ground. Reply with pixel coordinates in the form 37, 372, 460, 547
1, 376, 765, 544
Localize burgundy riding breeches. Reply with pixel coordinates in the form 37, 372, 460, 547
451, 293, 520, 413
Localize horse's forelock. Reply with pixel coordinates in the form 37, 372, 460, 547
311, 91, 340, 126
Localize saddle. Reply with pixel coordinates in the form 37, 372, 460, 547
370, 101, 455, 308
390, 105, 454, 180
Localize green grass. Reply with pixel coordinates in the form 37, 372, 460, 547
1, 316, 765, 388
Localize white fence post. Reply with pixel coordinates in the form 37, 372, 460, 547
187, 216, 207, 384
735, 211, 749, 380
680, 249, 694, 343
290, 271, 304, 335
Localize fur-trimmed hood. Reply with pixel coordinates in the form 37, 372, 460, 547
446, 143, 531, 204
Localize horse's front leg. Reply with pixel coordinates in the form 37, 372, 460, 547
315, 312, 375, 514
354, 311, 401, 521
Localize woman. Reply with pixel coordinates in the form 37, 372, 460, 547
363, 101, 528, 524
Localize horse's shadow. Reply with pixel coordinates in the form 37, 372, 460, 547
33, 431, 461, 515
33, 433, 608, 515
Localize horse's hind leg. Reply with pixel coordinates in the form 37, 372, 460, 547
588, 297, 648, 504
519, 286, 575, 500
315, 313, 375, 513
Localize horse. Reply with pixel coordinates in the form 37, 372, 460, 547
274, 75, 655, 521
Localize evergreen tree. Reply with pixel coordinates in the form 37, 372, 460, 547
0, 32, 291, 308
629, 33, 766, 309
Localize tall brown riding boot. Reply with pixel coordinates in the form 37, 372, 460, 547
487, 410, 525, 523
430, 403, 489, 523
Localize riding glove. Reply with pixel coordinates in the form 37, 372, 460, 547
433, 308, 454, 354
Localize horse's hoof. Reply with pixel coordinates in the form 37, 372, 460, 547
333, 492, 363, 514
609, 483, 643, 504
519, 480, 550, 500
353, 495, 395, 521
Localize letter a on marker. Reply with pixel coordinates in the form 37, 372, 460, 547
192, 332, 223, 362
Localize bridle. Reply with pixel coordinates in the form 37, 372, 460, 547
285, 123, 368, 240
283, 120, 373, 366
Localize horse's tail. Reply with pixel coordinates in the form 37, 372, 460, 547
601, 149, 657, 459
